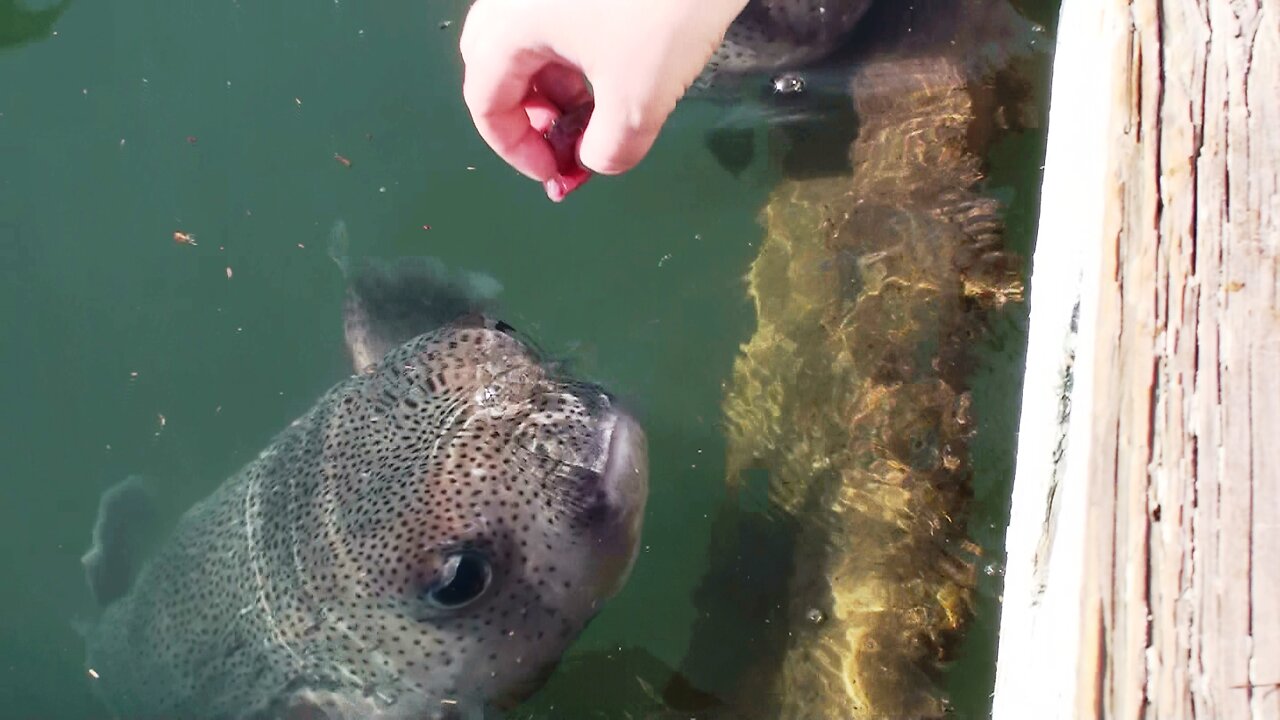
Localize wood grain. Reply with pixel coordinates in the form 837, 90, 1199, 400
998, 0, 1278, 717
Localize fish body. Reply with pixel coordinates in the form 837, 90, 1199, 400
699, 0, 874, 91
688, 0, 874, 177
81, 228, 648, 720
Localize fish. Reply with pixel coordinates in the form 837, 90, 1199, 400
694, 0, 1035, 101
79, 221, 649, 720
677, 0, 874, 177
696, 0, 874, 93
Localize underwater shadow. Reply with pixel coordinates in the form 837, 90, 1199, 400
1, 0, 73, 51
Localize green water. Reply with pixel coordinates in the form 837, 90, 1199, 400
0, 0, 1051, 718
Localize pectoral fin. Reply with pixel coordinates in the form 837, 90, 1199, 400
329, 220, 503, 372
81, 475, 161, 608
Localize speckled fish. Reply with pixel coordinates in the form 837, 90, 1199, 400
693, 0, 872, 98
683, 0, 874, 176
79, 222, 649, 720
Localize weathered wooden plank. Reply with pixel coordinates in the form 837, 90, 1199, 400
996, 0, 1279, 716
991, 0, 1124, 712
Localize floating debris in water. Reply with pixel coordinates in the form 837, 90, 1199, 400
658, 253, 672, 267
186, 136, 197, 144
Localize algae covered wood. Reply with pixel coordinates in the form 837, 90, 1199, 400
669, 0, 1042, 715
994, 0, 1280, 717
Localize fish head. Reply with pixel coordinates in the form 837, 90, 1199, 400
309, 318, 647, 716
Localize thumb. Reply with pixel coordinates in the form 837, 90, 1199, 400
576, 85, 676, 176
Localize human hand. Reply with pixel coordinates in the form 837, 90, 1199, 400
459, 0, 749, 201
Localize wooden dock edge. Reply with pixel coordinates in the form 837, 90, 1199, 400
993, 0, 1278, 717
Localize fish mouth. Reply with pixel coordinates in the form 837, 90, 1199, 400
592, 408, 649, 598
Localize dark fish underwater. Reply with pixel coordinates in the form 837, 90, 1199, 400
687, 0, 1042, 177
78, 222, 649, 720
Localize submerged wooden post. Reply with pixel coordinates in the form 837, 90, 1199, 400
994, 0, 1279, 717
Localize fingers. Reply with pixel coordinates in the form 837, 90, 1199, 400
531, 64, 592, 112
459, 0, 716, 193
578, 83, 674, 176
459, 10, 558, 181
544, 167, 592, 202
541, 102, 595, 201
525, 69, 596, 201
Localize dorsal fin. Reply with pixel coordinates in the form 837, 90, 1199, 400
81, 476, 162, 608
328, 220, 503, 372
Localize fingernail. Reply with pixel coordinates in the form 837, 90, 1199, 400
544, 177, 568, 203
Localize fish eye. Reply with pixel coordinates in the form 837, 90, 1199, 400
424, 551, 492, 610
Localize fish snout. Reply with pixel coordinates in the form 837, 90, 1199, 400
585, 408, 648, 599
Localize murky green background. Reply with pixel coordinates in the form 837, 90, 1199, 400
0, 0, 1051, 717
